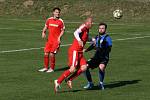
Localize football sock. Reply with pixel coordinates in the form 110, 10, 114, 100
57, 70, 71, 84
99, 70, 105, 83
44, 55, 49, 69
67, 71, 77, 81
50, 56, 55, 70
69, 69, 83, 81
84, 69, 93, 82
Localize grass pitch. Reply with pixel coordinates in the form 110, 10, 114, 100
0, 17, 150, 100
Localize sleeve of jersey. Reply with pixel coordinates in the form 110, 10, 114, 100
61, 21, 65, 30
45, 19, 49, 28
85, 44, 95, 52
104, 36, 112, 53
74, 25, 85, 41
106, 36, 112, 46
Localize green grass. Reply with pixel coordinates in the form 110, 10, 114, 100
0, 0, 150, 23
0, 17, 150, 100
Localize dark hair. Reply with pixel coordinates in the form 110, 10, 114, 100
99, 22, 107, 29
53, 7, 61, 12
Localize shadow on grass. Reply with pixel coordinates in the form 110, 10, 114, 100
105, 79, 141, 89
58, 79, 141, 93
55, 67, 69, 72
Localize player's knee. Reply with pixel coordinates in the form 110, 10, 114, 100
69, 66, 76, 73
81, 65, 87, 71
44, 52, 49, 56
50, 52, 55, 57
99, 64, 105, 72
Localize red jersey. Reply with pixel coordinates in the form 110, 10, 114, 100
45, 17, 65, 41
70, 24, 89, 51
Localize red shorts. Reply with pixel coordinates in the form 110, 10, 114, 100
44, 40, 60, 53
68, 47, 86, 68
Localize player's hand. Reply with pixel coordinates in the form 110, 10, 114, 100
78, 40, 83, 47
92, 37, 96, 45
58, 37, 60, 43
83, 49, 86, 52
42, 33, 46, 39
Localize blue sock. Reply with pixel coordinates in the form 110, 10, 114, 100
98, 70, 105, 83
84, 69, 92, 82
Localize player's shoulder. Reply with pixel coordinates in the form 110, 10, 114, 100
105, 34, 111, 38
47, 17, 54, 20
105, 34, 112, 41
46, 17, 54, 22
58, 18, 64, 23
79, 24, 87, 31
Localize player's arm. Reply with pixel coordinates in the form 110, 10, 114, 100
58, 23, 65, 43
74, 26, 84, 46
42, 20, 48, 39
84, 37, 96, 52
84, 43, 95, 52
106, 46, 112, 54
105, 36, 112, 53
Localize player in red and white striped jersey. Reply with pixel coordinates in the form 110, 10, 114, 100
54, 17, 93, 93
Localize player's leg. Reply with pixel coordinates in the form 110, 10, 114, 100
57, 65, 76, 84
98, 63, 106, 90
38, 42, 51, 72
69, 64, 87, 81
54, 65, 76, 92
68, 54, 87, 81
83, 59, 97, 89
46, 52, 55, 72
47, 41, 59, 72
83, 68, 94, 89
54, 50, 78, 92
38, 52, 49, 72
66, 64, 87, 89
66, 56, 87, 88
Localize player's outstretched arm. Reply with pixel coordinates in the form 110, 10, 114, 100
84, 43, 95, 52
42, 25, 47, 39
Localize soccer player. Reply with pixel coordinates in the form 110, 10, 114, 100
66, 22, 112, 90
54, 17, 93, 93
83, 22, 112, 90
38, 7, 65, 73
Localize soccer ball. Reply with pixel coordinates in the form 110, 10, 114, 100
113, 9, 123, 19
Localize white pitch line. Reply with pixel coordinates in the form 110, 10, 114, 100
0, 35, 150, 54
113, 35, 150, 41
0, 27, 41, 31
0, 27, 143, 36
0, 47, 44, 53
0, 44, 71, 53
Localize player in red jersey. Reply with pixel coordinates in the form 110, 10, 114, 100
54, 17, 93, 93
38, 7, 65, 73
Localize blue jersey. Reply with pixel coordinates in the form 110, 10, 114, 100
95, 34, 112, 48
85, 33, 112, 65
93, 33, 112, 60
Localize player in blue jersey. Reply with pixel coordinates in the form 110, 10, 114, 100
83, 22, 112, 90
65, 22, 112, 90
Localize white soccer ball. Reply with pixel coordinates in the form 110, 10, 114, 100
113, 9, 123, 19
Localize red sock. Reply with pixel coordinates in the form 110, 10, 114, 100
57, 70, 71, 84
70, 69, 83, 81
44, 55, 49, 69
50, 56, 55, 70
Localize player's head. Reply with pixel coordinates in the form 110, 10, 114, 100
52, 7, 61, 19
99, 22, 107, 35
84, 17, 93, 29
